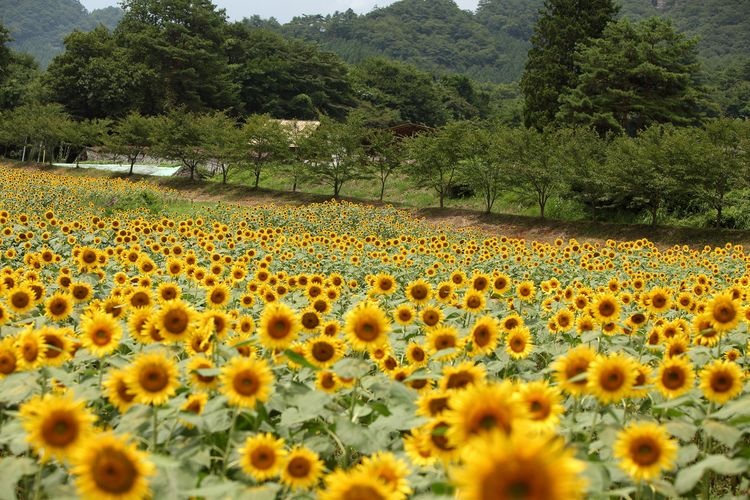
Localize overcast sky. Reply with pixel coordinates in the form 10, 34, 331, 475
79, 0, 480, 23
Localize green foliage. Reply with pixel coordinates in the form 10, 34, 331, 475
237, 114, 290, 188
225, 24, 354, 120
350, 58, 449, 127
0, 0, 122, 68
558, 17, 708, 136
45, 26, 149, 119
103, 112, 158, 174
151, 108, 214, 180
115, 0, 239, 115
520, 0, 619, 130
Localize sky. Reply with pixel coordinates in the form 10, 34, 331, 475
79, 0, 480, 23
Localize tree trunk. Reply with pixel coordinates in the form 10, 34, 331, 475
650, 205, 658, 227
254, 165, 261, 188
539, 199, 545, 220
129, 158, 136, 175
716, 204, 723, 228
292, 177, 297, 192
439, 191, 444, 208
379, 178, 386, 202
222, 165, 228, 184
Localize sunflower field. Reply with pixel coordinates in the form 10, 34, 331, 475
0, 164, 748, 499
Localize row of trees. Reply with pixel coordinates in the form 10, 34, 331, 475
2, 106, 748, 228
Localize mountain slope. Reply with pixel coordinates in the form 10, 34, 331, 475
0, 0, 122, 67
278, 0, 750, 82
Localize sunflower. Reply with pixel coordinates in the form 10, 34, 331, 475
258, 302, 301, 350
344, 301, 391, 351
70, 281, 93, 303
505, 327, 533, 359
206, 283, 231, 309
20, 393, 96, 462
127, 307, 154, 344
425, 325, 462, 361
445, 381, 526, 447
451, 431, 587, 500
656, 357, 695, 399
127, 286, 152, 309
39, 326, 72, 367
0, 302, 11, 326
516, 280, 536, 302
372, 273, 398, 296
467, 315, 500, 356
220, 356, 274, 408
45, 291, 74, 321
613, 421, 678, 482
692, 313, 721, 346
156, 282, 181, 302
435, 281, 456, 304
71, 432, 155, 500
155, 299, 198, 343
7, 283, 35, 314
315, 370, 341, 393
699, 360, 744, 404
591, 293, 620, 323
450, 269, 468, 288
304, 335, 345, 368
405, 342, 428, 367
586, 353, 637, 404
393, 304, 416, 326
280, 446, 324, 491
646, 287, 672, 314
15, 327, 46, 370
403, 427, 437, 467
554, 309, 575, 332
405, 278, 432, 306
103, 368, 136, 413
0, 337, 18, 378
238, 433, 286, 481
492, 273, 511, 295
201, 310, 232, 340
125, 351, 180, 406
186, 355, 219, 391
499, 313, 524, 333
706, 292, 742, 332
419, 305, 443, 328
78, 310, 122, 357
416, 390, 452, 418
461, 290, 486, 313
439, 361, 486, 392
320, 469, 394, 500
300, 308, 322, 333
664, 336, 690, 358
358, 451, 412, 499
518, 380, 565, 433
631, 363, 653, 399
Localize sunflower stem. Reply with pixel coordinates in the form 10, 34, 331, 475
152, 405, 159, 451
98, 358, 105, 391
221, 407, 240, 476
32, 462, 43, 500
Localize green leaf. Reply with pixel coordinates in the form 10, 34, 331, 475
675, 455, 748, 494
283, 349, 320, 371
703, 419, 742, 448
0, 457, 36, 500
195, 368, 221, 378
666, 421, 697, 442
677, 443, 699, 466
333, 358, 371, 379
710, 395, 750, 419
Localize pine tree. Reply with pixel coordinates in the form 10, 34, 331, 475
519, 0, 619, 130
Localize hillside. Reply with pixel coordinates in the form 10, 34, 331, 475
0, 0, 122, 67
277, 0, 750, 83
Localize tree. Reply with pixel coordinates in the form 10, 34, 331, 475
45, 27, 149, 119
350, 58, 449, 127
152, 109, 211, 181
605, 124, 687, 226
520, 0, 619, 130
557, 18, 706, 136
364, 128, 402, 202
687, 119, 750, 227
116, 0, 239, 115
202, 112, 241, 184
282, 121, 318, 192
104, 112, 156, 175
225, 25, 353, 120
239, 115, 290, 188
60, 118, 110, 165
405, 122, 467, 209
303, 118, 369, 198
505, 127, 567, 219
457, 124, 508, 214
556, 127, 611, 220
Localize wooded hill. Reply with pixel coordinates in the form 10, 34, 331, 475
0, 0, 121, 67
